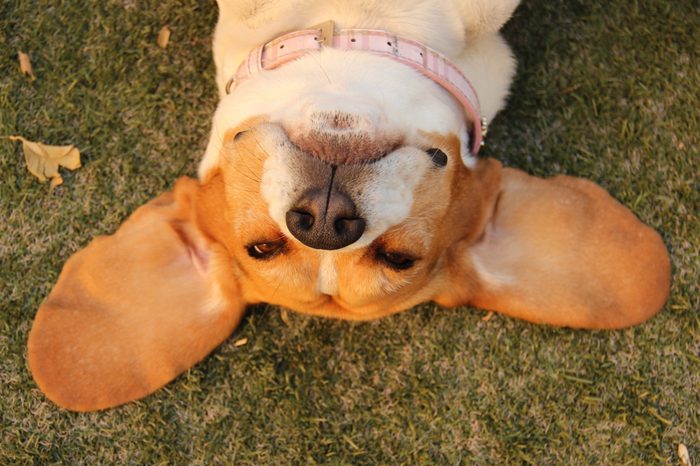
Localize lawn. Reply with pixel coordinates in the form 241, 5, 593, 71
1, 0, 698, 463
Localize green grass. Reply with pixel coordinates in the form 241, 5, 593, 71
1, 0, 698, 463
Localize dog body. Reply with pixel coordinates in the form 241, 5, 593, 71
27, 0, 671, 411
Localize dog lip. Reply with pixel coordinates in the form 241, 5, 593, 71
282, 112, 403, 165
305, 294, 359, 315
292, 130, 399, 165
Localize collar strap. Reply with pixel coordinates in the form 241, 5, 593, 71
226, 20, 487, 154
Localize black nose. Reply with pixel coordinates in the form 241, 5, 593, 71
286, 188, 366, 250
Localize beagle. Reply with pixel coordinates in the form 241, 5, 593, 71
27, 0, 670, 411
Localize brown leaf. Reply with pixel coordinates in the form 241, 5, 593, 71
233, 338, 248, 347
9, 136, 81, 188
679, 444, 692, 466
157, 26, 171, 49
280, 309, 291, 327
18, 51, 36, 80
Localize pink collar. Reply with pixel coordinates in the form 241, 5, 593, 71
226, 21, 487, 155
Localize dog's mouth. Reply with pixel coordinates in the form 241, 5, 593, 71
284, 111, 403, 166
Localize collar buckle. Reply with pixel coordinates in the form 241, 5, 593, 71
311, 20, 335, 46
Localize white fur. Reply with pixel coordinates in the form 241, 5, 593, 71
204, 0, 520, 250
212, 0, 518, 100
200, 49, 467, 178
353, 147, 430, 248
317, 252, 338, 295
202, 0, 518, 179
258, 125, 302, 240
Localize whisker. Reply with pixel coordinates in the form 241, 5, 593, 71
308, 52, 332, 85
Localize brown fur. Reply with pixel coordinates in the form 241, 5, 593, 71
28, 179, 245, 411
27, 122, 670, 411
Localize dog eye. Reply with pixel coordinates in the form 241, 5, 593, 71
247, 240, 286, 259
233, 130, 248, 141
426, 148, 448, 167
376, 249, 417, 270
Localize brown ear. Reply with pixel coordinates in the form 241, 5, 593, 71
440, 162, 670, 329
28, 176, 245, 411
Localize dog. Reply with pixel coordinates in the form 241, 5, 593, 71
27, 0, 671, 411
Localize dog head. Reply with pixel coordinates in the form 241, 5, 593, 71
191, 48, 497, 319
27, 49, 670, 412
200, 118, 499, 320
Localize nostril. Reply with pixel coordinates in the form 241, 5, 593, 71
334, 217, 365, 236
289, 210, 314, 230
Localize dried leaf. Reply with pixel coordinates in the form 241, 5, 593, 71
233, 338, 248, 347
18, 51, 36, 80
9, 136, 81, 187
157, 26, 171, 49
679, 444, 692, 466
280, 309, 291, 327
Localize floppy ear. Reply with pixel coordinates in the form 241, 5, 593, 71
28, 176, 246, 411
438, 161, 671, 329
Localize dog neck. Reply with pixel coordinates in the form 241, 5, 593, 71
224, 21, 487, 155
202, 1, 517, 180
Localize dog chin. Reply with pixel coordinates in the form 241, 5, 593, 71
199, 48, 469, 180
